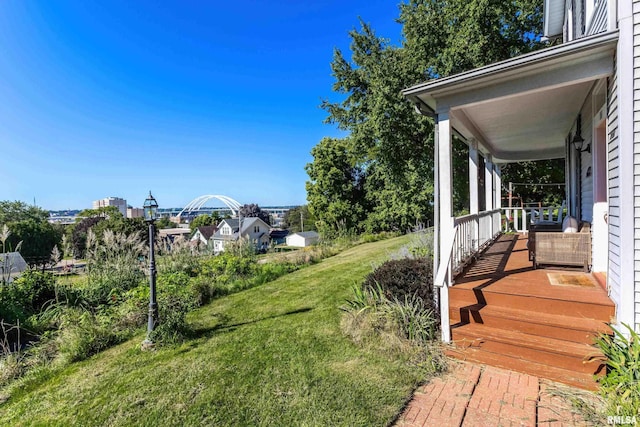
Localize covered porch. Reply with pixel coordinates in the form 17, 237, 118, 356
403, 30, 620, 388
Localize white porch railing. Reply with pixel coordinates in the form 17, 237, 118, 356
501, 205, 566, 232
435, 209, 502, 288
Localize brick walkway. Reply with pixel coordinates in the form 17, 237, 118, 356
396, 362, 597, 426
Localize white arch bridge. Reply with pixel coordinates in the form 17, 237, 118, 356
176, 195, 242, 220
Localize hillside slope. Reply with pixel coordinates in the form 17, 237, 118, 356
1, 235, 430, 426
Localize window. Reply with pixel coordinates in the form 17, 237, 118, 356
254, 225, 260, 233
222, 226, 231, 235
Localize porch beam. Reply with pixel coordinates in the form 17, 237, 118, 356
403, 31, 618, 110
434, 53, 613, 113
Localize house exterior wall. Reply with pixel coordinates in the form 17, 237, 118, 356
608, 50, 623, 320
610, 0, 639, 331
634, 0, 640, 331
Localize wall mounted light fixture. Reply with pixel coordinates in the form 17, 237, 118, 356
571, 114, 591, 153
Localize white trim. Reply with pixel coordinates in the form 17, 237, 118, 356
469, 140, 479, 215
437, 113, 454, 343
403, 31, 618, 104
614, 0, 635, 328
485, 155, 494, 212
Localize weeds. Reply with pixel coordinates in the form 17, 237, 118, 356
340, 284, 442, 373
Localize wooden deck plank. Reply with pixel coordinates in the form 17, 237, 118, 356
452, 234, 614, 308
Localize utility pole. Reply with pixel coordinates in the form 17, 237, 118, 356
300, 210, 304, 232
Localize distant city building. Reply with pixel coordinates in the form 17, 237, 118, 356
127, 207, 144, 219
93, 197, 127, 217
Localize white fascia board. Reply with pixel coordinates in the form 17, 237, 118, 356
403, 31, 618, 112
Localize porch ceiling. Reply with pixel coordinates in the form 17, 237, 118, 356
403, 31, 618, 163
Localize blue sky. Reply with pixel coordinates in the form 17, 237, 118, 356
0, 1, 404, 211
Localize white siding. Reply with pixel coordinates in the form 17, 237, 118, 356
587, 0, 609, 35
634, 0, 640, 332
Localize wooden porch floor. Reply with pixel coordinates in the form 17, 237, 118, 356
447, 233, 615, 390
453, 233, 613, 310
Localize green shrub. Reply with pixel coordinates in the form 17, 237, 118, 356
595, 323, 640, 417
149, 294, 192, 345
55, 307, 122, 363
0, 271, 57, 325
363, 258, 436, 320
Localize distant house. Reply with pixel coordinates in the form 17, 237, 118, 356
191, 225, 218, 247
158, 227, 192, 245
212, 217, 271, 253
0, 252, 28, 282
286, 231, 319, 247
269, 229, 289, 246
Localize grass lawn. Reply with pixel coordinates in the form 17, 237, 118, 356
1, 234, 431, 426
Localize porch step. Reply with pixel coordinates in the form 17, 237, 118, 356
449, 285, 615, 320
449, 303, 612, 344
450, 324, 603, 375
444, 344, 600, 391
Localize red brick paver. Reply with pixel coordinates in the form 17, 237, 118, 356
396, 362, 596, 427
397, 362, 481, 427
463, 366, 537, 426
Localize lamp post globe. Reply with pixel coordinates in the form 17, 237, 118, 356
142, 191, 159, 349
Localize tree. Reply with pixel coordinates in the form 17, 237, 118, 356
189, 214, 216, 232
283, 205, 317, 233
307, 1, 544, 234
70, 216, 104, 259
305, 137, 368, 235
156, 217, 177, 230
238, 204, 271, 226
67, 208, 148, 259
0, 201, 48, 224
6, 220, 62, 264
501, 159, 565, 206
0, 201, 62, 264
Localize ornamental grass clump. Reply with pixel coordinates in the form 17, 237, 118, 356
83, 229, 146, 305
340, 283, 445, 374
594, 323, 640, 418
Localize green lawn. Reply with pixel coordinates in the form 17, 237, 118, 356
1, 235, 429, 426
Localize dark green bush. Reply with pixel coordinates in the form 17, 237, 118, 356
0, 271, 57, 324
363, 258, 436, 319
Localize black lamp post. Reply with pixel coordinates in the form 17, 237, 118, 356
142, 191, 159, 347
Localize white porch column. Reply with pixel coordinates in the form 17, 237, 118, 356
484, 154, 496, 237
495, 164, 502, 210
484, 154, 494, 211
469, 140, 480, 251
469, 140, 479, 215
495, 164, 502, 234
436, 112, 454, 343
